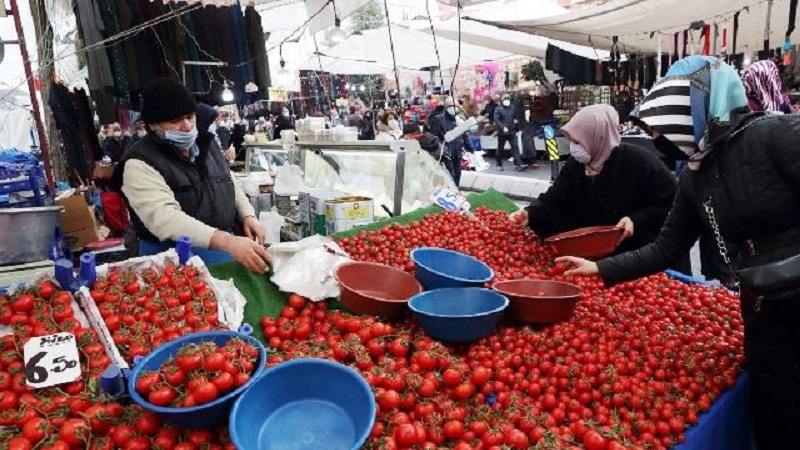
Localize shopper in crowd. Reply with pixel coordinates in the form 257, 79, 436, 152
359, 110, 376, 140
429, 97, 473, 185
742, 60, 786, 113
128, 121, 147, 151
512, 104, 684, 263
494, 94, 526, 172
273, 105, 295, 138
402, 123, 422, 139
113, 78, 269, 273
102, 122, 132, 162
480, 94, 499, 125
556, 56, 800, 449
346, 105, 363, 129
375, 111, 400, 141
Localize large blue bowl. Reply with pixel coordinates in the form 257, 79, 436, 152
408, 288, 509, 342
127, 331, 267, 429
411, 247, 494, 290
230, 358, 375, 450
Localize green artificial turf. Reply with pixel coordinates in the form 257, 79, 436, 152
208, 188, 520, 344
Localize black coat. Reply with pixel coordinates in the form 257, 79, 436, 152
527, 143, 678, 254
598, 113, 800, 286
494, 105, 516, 135
429, 112, 473, 156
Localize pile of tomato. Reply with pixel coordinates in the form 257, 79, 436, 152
135, 339, 259, 408
88, 264, 227, 363
259, 208, 746, 450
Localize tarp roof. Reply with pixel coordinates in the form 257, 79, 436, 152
475, 0, 790, 54
297, 53, 394, 74
416, 17, 610, 60
323, 24, 515, 71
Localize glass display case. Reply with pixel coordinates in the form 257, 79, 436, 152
243, 141, 457, 218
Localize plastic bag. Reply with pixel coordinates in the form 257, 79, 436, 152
273, 162, 303, 196
259, 208, 285, 244
268, 235, 350, 301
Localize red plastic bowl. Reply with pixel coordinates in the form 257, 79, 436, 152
493, 279, 583, 324
335, 262, 423, 319
545, 226, 624, 259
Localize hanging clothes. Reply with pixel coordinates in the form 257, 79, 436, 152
73, 0, 114, 91
546, 44, 596, 85
49, 82, 93, 183
96, 0, 130, 98
73, 88, 102, 163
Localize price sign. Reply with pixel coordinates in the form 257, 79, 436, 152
23, 332, 81, 389
430, 185, 468, 213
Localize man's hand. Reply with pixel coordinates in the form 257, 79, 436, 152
503, 127, 509, 133
227, 235, 270, 273
556, 256, 599, 277
509, 209, 528, 227
224, 146, 236, 162
616, 217, 634, 241
243, 216, 266, 245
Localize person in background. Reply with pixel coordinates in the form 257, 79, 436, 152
480, 94, 499, 125
460, 94, 478, 117
216, 114, 232, 151
273, 105, 295, 138
494, 94, 525, 172
429, 97, 473, 185
128, 121, 147, 150
359, 110, 376, 140
512, 104, 685, 265
557, 56, 800, 449
742, 60, 787, 113
329, 106, 343, 127
375, 111, 399, 141
114, 78, 268, 272
402, 123, 421, 139
346, 105, 363, 129
103, 122, 132, 162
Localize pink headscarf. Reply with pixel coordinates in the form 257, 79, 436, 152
561, 104, 621, 176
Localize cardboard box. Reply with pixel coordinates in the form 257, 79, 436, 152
56, 195, 97, 233
299, 189, 346, 235
65, 227, 100, 251
325, 197, 374, 234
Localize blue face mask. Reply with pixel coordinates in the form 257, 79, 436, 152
208, 124, 218, 135
164, 127, 198, 151
446, 106, 456, 116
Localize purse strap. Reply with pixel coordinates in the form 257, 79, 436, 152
703, 197, 740, 284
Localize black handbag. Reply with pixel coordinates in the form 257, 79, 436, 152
704, 198, 800, 306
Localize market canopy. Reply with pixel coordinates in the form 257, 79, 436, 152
414, 17, 610, 61
297, 53, 394, 75
324, 24, 515, 71
473, 0, 795, 54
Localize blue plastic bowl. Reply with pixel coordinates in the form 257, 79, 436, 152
408, 288, 509, 342
230, 358, 375, 450
411, 247, 494, 290
127, 331, 267, 429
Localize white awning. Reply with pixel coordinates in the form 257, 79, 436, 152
475, 0, 791, 54
297, 54, 394, 74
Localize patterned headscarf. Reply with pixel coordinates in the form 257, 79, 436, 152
562, 104, 621, 176
741, 60, 784, 112
634, 56, 748, 169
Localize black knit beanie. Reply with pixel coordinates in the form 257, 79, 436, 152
140, 78, 197, 124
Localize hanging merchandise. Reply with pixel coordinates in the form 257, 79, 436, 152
733, 11, 741, 56
48, 82, 96, 184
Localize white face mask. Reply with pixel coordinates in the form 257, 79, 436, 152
137, 130, 146, 138
503, 100, 511, 107
389, 119, 399, 130
113, 131, 122, 138
570, 143, 592, 164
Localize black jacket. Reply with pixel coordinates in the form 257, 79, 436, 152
528, 143, 678, 254
598, 113, 800, 286
113, 131, 236, 243
480, 101, 497, 124
429, 112, 473, 156
494, 105, 516, 135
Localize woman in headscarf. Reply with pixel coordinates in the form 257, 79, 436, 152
511, 104, 682, 257
559, 56, 800, 449
741, 60, 787, 113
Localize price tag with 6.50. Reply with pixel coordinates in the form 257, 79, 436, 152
23, 332, 81, 389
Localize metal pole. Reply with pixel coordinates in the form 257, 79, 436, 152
9, 0, 53, 189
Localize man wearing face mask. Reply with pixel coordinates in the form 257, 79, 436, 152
493, 94, 525, 172
273, 105, 295, 139
510, 105, 684, 264
428, 97, 473, 185
102, 123, 132, 163
113, 78, 269, 273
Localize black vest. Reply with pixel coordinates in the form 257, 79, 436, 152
114, 131, 236, 243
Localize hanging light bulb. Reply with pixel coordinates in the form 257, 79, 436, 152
221, 80, 234, 103
330, 17, 347, 43
359, 85, 365, 92
276, 59, 291, 88
743, 46, 753, 67
345, 83, 351, 90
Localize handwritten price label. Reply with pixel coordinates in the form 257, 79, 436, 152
430, 185, 469, 213
23, 332, 81, 389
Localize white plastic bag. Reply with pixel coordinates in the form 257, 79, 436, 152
259, 208, 285, 244
268, 235, 350, 301
471, 151, 490, 172
273, 163, 303, 196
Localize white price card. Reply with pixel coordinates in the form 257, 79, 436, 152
23, 332, 81, 389
430, 185, 469, 213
